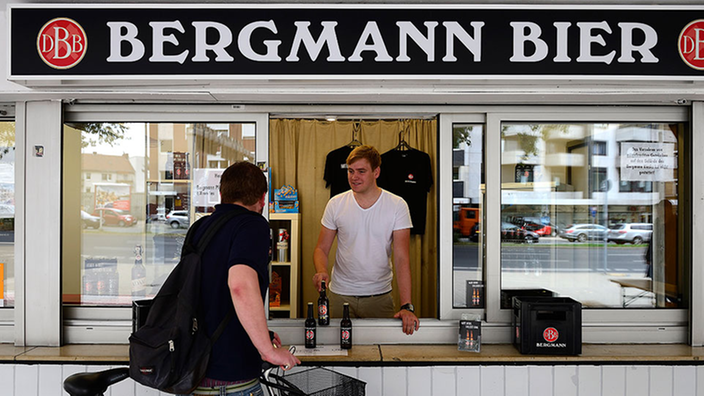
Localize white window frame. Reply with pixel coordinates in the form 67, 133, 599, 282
60, 104, 691, 345
62, 104, 269, 344
440, 106, 689, 344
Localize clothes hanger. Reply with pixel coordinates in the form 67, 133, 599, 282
395, 127, 412, 151
347, 121, 362, 147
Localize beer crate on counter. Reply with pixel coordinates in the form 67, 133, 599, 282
512, 296, 582, 355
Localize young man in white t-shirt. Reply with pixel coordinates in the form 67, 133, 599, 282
313, 145, 420, 335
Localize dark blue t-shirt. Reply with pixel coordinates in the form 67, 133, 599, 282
192, 203, 270, 382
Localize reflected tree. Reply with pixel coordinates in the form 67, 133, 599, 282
0, 122, 16, 160
67, 123, 128, 148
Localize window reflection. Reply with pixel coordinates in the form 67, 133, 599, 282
500, 123, 682, 309
452, 124, 484, 308
0, 121, 14, 308
63, 122, 255, 306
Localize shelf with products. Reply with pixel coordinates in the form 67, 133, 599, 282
269, 212, 300, 318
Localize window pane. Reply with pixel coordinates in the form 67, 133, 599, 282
501, 123, 683, 309
0, 122, 14, 308
453, 124, 484, 308
62, 122, 256, 306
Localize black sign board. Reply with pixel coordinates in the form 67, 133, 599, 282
9, 5, 704, 79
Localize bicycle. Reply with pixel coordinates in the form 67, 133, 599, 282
63, 347, 366, 396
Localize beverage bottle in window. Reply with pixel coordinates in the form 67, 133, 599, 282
318, 280, 330, 326
131, 245, 146, 298
305, 302, 316, 348
340, 302, 352, 349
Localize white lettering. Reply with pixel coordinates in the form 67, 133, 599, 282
577, 21, 615, 64
286, 21, 344, 62
149, 21, 188, 64
510, 22, 548, 62
683, 35, 695, 54
53, 27, 71, 59
697, 28, 704, 60
349, 22, 393, 62
107, 22, 145, 62
618, 23, 658, 63
192, 21, 234, 62
442, 21, 484, 62
553, 22, 571, 62
72, 35, 84, 55
396, 21, 438, 62
41, 34, 54, 53
238, 20, 282, 62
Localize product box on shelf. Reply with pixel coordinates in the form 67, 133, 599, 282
274, 200, 299, 213
274, 185, 298, 201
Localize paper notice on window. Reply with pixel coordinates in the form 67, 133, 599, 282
291, 345, 349, 356
193, 169, 223, 207
620, 143, 676, 182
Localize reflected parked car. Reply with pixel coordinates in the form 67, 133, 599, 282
608, 223, 653, 244
93, 208, 135, 227
81, 210, 101, 229
559, 224, 608, 242
501, 222, 539, 243
166, 210, 189, 229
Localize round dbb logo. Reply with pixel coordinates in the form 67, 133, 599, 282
543, 327, 559, 343
306, 330, 314, 340
679, 20, 704, 70
37, 18, 87, 69
319, 305, 328, 316
341, 330, 350, 341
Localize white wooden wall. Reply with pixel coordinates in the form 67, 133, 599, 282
0, 364, 703, 396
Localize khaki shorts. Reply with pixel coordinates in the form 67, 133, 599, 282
329, 290, 395, 318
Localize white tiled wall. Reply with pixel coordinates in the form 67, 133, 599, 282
0, 363, 703, 396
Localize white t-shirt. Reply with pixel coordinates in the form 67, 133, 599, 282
321, 189, 413, 296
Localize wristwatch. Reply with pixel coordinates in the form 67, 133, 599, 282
400, 303, 415, 313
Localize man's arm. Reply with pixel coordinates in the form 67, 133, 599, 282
312, 225, 337, 291
391, 228, 419, 335
229, 265, 300, 369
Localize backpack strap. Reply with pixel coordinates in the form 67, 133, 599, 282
194, 207, 252, 254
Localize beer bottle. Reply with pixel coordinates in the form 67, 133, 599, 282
340, 302, 352, 349
318, 280, 330, 326
131, 245, 146, 298
305, 302, 316, 348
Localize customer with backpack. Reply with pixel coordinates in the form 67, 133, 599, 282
189, 161, 300, 395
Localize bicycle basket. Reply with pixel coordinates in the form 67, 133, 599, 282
274, 367, 365, 396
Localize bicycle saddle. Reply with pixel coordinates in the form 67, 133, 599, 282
63, 367, 129, 396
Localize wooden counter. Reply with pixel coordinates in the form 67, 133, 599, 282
379, 344, 704, 364
2, 344, 704, 365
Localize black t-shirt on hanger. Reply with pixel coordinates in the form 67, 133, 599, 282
378, 148, 433, 235
323, 146, 354, 198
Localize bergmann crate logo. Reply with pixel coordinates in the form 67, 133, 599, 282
37, 18, 87, 69
536, 327, 567, 348
679, 20, 704, 70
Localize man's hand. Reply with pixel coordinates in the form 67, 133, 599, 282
393, 309, 420, 335
313, 272, 330, 292
262, 347, 301, 371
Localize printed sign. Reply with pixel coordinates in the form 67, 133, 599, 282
620, 142, 676, 182
8, 6, 704, 79
193, 168, 223, 207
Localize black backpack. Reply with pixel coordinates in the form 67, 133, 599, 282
129, 208, 253, 394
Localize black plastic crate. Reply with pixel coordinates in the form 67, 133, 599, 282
513, 296, 582, 355
501, 288, 555, 309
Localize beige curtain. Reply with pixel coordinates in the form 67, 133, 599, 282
269, 119, 437, 318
